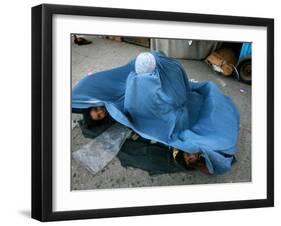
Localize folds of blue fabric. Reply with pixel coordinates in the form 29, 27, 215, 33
72, 51, 240, 175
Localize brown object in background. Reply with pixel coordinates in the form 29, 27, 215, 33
206, 48, 237, 76
107, 36, 123, 42
123, 37, 150, 48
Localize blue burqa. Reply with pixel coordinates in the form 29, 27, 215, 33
72, 51, 240, 175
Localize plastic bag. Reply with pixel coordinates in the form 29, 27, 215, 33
72, 123, 131, 175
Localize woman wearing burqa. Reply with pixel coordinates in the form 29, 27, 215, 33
72, 51, 240, 175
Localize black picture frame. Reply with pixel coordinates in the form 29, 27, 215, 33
31, 3, 274, 222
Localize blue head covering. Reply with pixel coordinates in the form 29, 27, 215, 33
72, 51, 240, 174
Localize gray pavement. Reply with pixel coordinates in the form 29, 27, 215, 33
71, 36, 251, 190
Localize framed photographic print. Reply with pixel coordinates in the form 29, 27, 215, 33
31, 4, 274, 221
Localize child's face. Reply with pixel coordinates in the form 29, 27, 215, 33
183, 152, 199, 165
89, 107, 107, 120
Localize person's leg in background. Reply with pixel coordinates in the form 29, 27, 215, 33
73, 34, 92, 45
